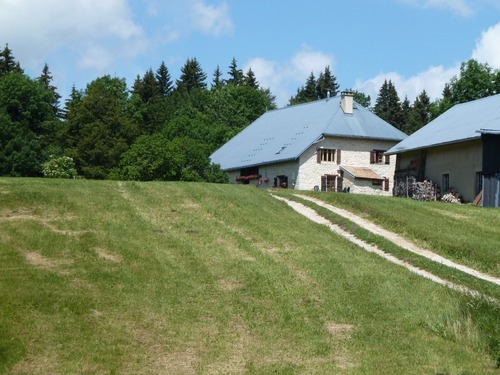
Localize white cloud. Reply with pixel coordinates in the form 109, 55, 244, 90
472, 22, 500, 69
354, 65, 458, 105
190, 1, 233, 37
0, 0, 145, 70
246, 46, 334, 107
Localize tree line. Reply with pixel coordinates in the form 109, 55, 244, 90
290, 60, 500, 135
2, 42, 500, 180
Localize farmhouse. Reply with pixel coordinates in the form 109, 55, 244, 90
386, 93, 500, 207
211, 91, 407, 195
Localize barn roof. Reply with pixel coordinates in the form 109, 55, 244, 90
386, 93, 500, 155
211, 95, 407, 171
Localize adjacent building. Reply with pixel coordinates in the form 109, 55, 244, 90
211, 92, 407, 195
386, 93, 500, 207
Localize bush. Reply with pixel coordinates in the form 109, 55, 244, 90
42, 155, 77, 179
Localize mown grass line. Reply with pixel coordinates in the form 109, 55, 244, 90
281, 191, 500, 367
277, 190, 500, 278
1, 178, 499, 374
283, 193, 500, 302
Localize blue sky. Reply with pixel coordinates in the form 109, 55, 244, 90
1, 0, 500, 107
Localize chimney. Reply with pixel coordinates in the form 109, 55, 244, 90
341, 90, 354, 114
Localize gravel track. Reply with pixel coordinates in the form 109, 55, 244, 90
272, 194, 499, 302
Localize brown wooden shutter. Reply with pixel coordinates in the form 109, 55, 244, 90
321, 175, 327, 191
336, 176, 343, 192
317, 149, 322, 164
384, 178, 390, 191
337, 149, 341, 164
370, 151, 376, 164
385, 155, 390, 164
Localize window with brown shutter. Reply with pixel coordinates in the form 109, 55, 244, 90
317, 148, 336, 163
370, 150, 387, 164
384, 177, 390, 191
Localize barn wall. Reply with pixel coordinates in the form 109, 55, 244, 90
394, 140, 482, 202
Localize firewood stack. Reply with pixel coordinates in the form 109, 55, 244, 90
410, 179, 438, 201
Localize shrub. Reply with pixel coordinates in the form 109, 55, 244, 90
42, 155, 77, 179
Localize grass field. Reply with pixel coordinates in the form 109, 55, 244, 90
0, 178, 499, 374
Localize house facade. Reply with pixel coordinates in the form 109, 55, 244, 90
211, 92, 407, 195
386, 94, 500, 206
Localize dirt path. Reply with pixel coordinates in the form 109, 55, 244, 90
295, 194, 500, 287
271, 194, 498, 302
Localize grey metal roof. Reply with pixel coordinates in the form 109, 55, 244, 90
211, 95, 407, 171
386, 93, 500, 155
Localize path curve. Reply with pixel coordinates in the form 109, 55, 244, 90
271, 194, 498, 303
295, 194, 500, 287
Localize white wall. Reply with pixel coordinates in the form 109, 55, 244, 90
297, 137, 398, 194
227, 136, 399, 195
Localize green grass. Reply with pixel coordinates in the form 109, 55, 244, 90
0, 178, 499, 374
279, 190, 500, 278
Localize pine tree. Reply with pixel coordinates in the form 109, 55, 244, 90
176, 58, 207, 93
156, 61, 172, 97
244, 67, 259, 89
0, 43, 23, 76
226, 57, 243, 86
316, 66, 339, 99
373, 80, 403, 130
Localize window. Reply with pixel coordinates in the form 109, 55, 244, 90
442, 173, 450, 193
370, 150, 390, 164
317, 148, 336, 163
476, 172, 483, 195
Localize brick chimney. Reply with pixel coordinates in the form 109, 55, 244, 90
341, 91, 354, 114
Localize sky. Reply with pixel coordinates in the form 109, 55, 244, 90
1, 0, 500, 108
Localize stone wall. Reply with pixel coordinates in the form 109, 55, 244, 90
297, 137, 398, 194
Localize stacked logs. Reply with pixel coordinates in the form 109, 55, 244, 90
409, 179, 438, 201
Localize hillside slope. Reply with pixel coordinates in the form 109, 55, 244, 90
0, 178, 498, 374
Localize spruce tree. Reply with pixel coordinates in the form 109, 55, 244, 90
132, 68, 159, 103
405, 90, 431, 134
212, 65, 224, 90
176, 58, 207, 93
156, 61, 172, 97
226, 57, 243, 86
0, 43, 23, 76
316, 66, 339, 99
244, 67, 259, 89
351, 90, 371, 108
289, 72, 317, 105
373, 80, 403, 130
400, 96, 411, 131
38, 63, 61, 116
